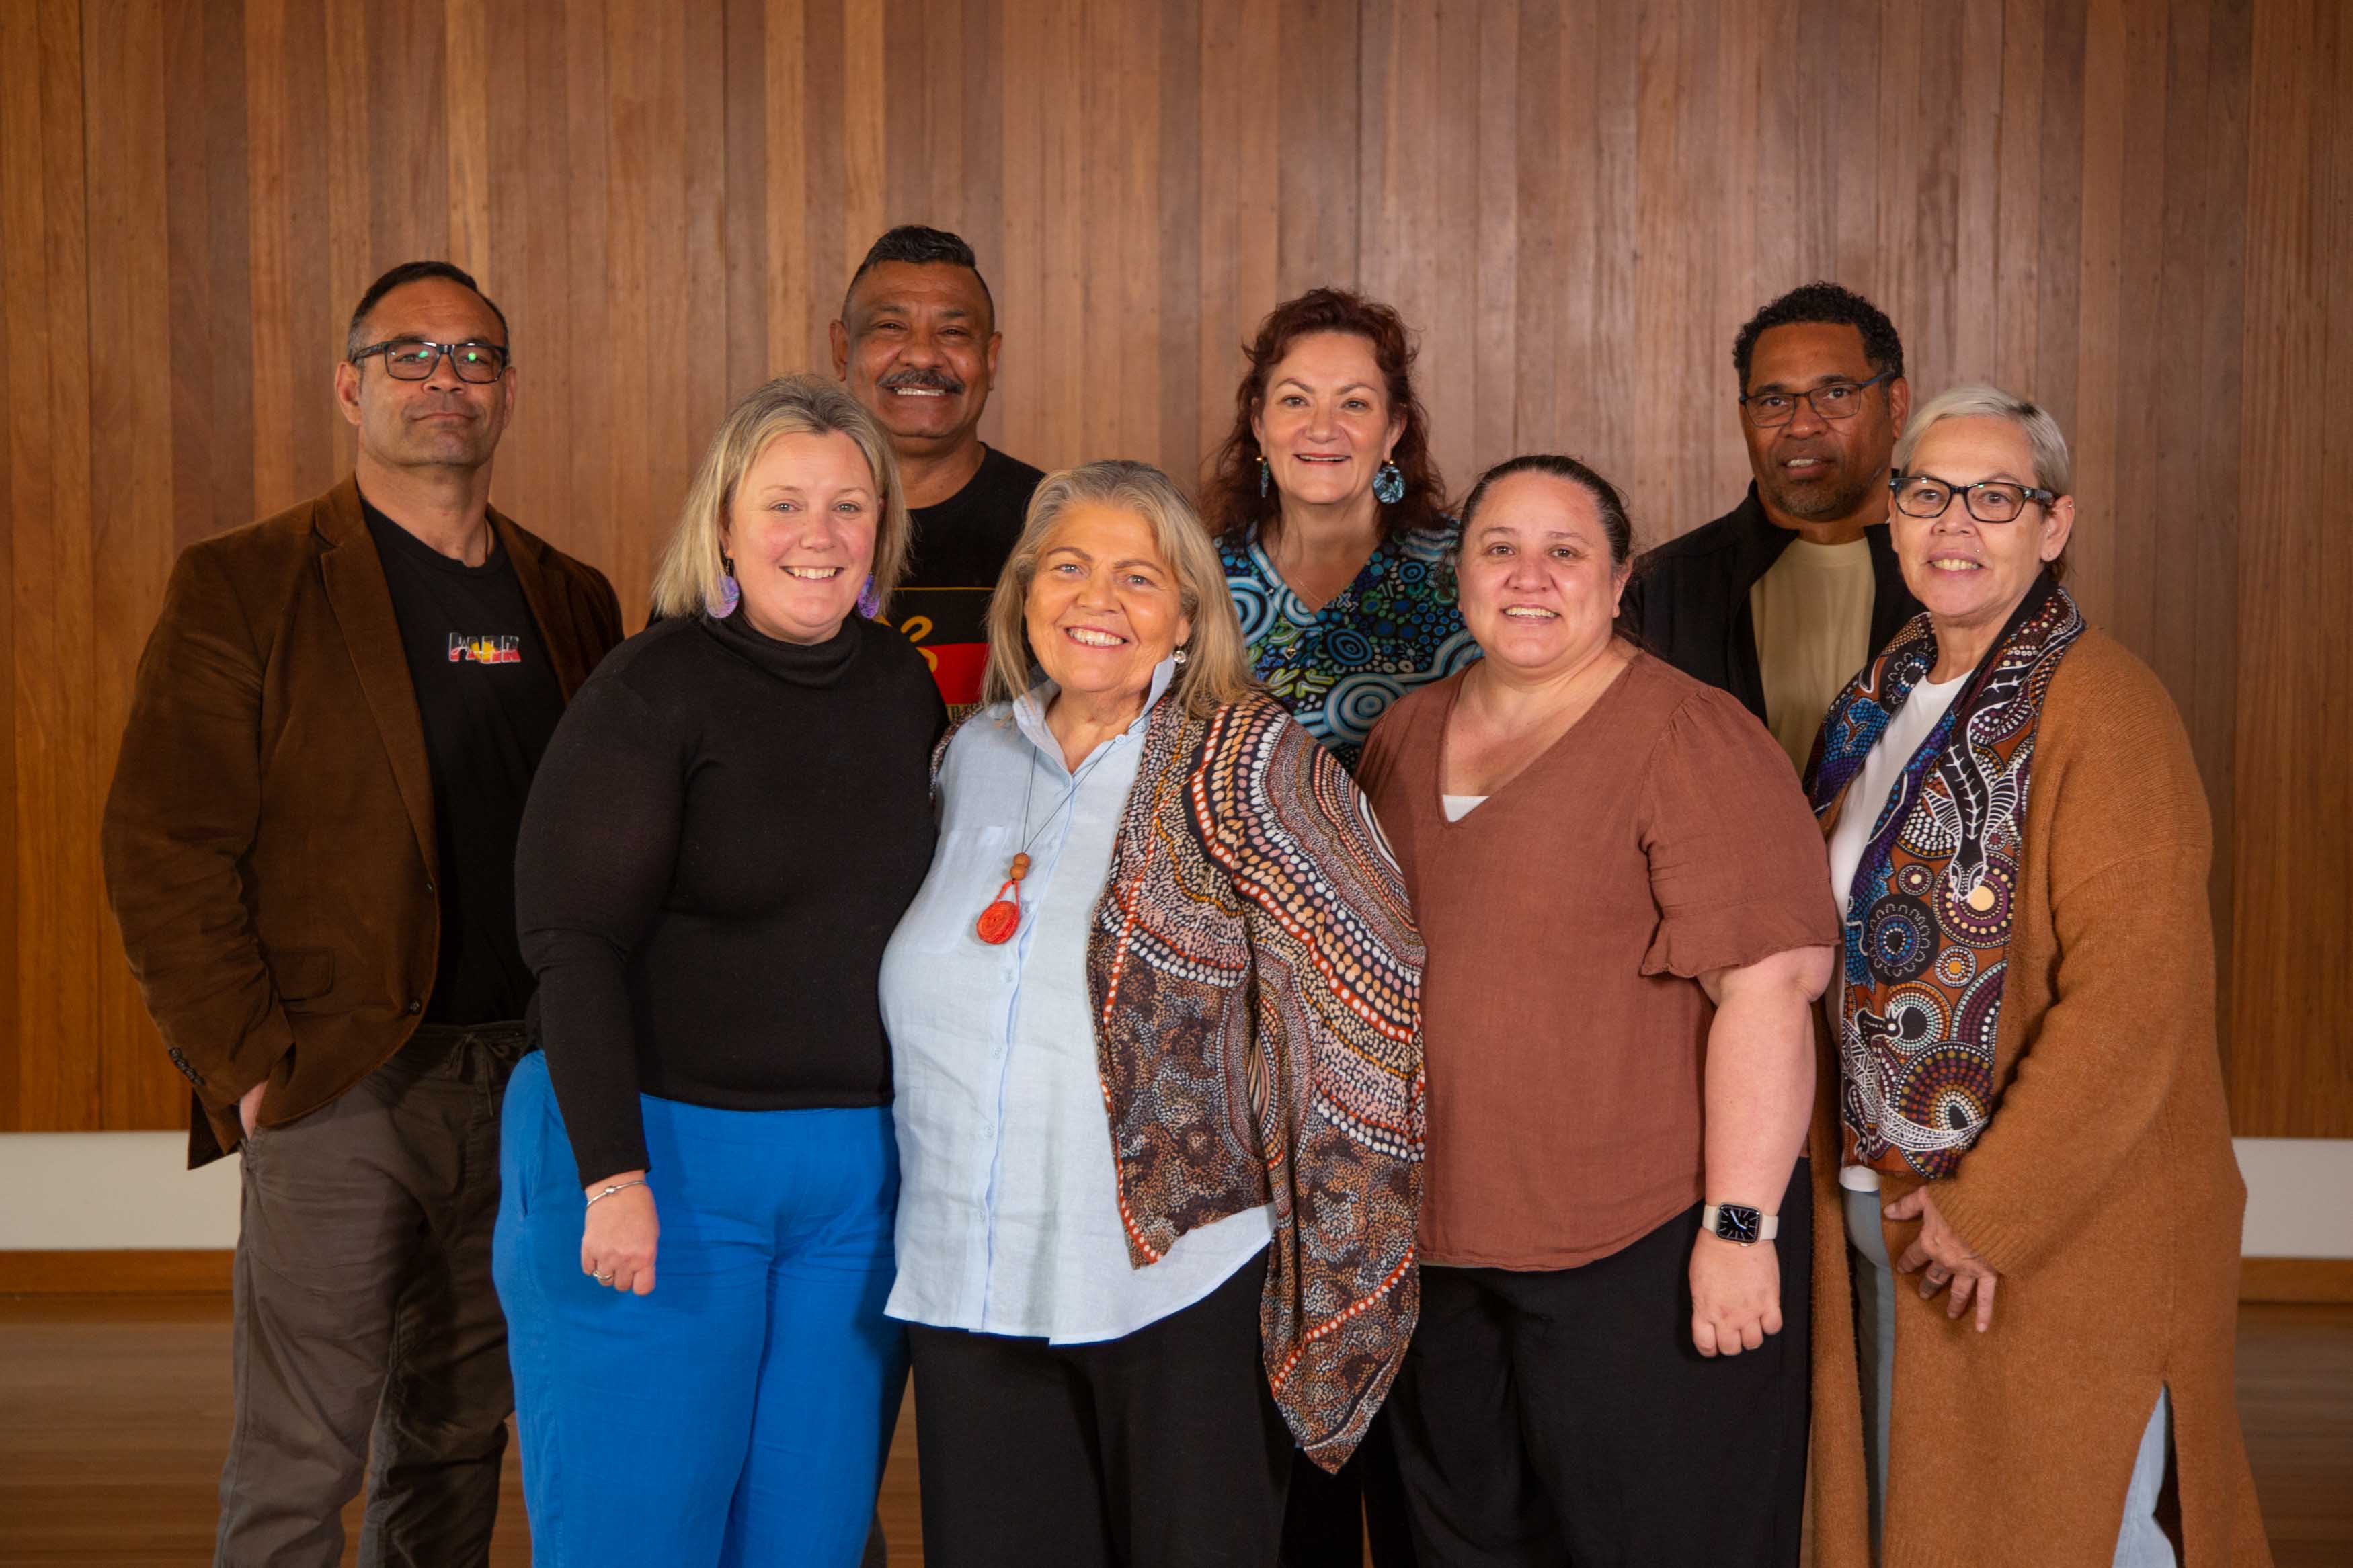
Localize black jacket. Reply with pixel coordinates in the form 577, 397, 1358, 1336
1616, 483, 1921, 726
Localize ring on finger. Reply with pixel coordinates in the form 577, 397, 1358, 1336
593, 1270, 613, 1284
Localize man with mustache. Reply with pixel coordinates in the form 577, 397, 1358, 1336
102, 261, 621, 1566
832, 225, 1044, 712
1618, 282, 1922, 775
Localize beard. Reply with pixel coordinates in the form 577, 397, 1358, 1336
1759, 463, 1876, 523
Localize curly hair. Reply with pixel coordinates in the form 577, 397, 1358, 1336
1201, 288, 1446, 544
1731, 280, 1905, 392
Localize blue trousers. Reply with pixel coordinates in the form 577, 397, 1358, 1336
493, 1052, 906, 1567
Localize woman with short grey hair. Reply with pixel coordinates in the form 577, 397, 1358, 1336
1804, 384, 2270, 1566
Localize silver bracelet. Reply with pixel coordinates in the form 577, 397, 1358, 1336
584, 1178, 648, 1209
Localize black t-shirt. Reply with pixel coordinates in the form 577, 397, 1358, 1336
887, 444, 1045, 710
514, 612, 947, 1183
361, 495, 567, 1024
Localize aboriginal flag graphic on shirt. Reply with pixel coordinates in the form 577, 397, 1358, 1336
888, 446, 1045, 712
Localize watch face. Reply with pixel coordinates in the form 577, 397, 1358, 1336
1714, 1205, 1762, 1245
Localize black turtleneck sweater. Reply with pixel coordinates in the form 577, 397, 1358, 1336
514, 611, 945, 1184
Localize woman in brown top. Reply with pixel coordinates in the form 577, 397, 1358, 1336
1359, 454, 1839, 1567
1804, 387, 2269, 1567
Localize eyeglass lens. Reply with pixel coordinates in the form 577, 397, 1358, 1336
383, 341, 506, 383
1895, 478, 2028, 523
1745, 382, 1868, 427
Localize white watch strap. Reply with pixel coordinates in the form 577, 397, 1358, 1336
1702, 1204, 1779, 1242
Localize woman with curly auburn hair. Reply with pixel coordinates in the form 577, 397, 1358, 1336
1206, 288, 1478, 782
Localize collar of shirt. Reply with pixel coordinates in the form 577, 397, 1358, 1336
1009, 655, 1179, 768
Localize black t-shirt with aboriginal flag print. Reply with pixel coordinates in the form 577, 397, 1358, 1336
361, 493, 567, 1025
885, 445, 1044, 714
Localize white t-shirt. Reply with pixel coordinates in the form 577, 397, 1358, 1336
1825, 671, 1967, 1195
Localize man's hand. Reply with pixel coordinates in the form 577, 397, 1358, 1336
238, 1081, 267, 1137
1690, 1233, 1782, 1356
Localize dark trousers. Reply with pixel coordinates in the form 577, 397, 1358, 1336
906, 1253, 1292, 1568
216, 1022, 526, 1568
1281, 1411, 1420, 1567
1387, 1161, 1812, 1568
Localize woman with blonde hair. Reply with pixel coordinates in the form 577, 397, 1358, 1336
880, 460, 1425, 1567
496, 374, 943, 1565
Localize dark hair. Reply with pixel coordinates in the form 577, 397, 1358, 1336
842, 224, 996, 327
1458, 454, 1635, 567
1201, 288, 1445, 544
1731, 280, 1904, 393
346, 261, 508, 362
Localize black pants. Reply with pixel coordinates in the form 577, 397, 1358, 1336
218, 1022, 526, 1568
1281, 1411, 1419, 1567
1386, 1161, 1811, 1568
906, 1253, 1292, 1568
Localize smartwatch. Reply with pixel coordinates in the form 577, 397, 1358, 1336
1701, 1203, 1778, 1246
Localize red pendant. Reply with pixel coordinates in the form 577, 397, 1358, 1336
974, 853, 1031, 945
975, 897, 1021, 944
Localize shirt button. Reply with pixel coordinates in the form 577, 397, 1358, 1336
424, 878, 436, 895
407, 999, 423, 1014
979, 1123, 993, 1139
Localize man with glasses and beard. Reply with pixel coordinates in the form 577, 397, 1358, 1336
832, 225, 1044, 714
102, 260, 621, 1565
1618, 282, 1923, 775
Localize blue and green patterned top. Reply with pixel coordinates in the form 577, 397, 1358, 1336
1220, 522, 1480, 774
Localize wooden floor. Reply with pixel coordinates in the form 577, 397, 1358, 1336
0, 1296, 2345, 1565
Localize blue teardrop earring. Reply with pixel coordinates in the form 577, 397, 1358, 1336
713, 552, 742, 618
856, 573, 883, 620
1258, 455, 1271, 498
1373, 460, 1406, 506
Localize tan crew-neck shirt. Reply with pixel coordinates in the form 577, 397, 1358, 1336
1749, 537, 1876, 772
1357, 653, 1838, 1270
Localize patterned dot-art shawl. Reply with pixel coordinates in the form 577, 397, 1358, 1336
1807, 574, 2085, 1180
929, 692, 1424, 1470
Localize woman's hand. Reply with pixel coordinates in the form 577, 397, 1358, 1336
1884, 1184, 1998, 1331
581, 1172, 657, 1296
1689, 1235, 1783, 1356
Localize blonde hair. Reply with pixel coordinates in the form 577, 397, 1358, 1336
649, 374, 913, 620
980, 460, 1257, 718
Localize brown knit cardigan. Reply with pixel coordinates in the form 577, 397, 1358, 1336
1806, 630, 2272, 1567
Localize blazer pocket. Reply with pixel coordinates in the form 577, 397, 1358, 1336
263, 946, 335, 1008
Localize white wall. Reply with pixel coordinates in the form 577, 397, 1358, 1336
0, 1130, 2346, 1256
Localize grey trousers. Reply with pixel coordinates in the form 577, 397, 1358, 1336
216, 1022, 526, 1568
1843, 1186, 2177, 1568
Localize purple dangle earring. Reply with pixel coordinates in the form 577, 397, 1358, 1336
712, 553, 742, 618
856, 573, 883, 620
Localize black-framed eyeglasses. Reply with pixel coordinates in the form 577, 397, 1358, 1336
1889, 470, 2057, 524
1738, 366, 1895, 428
350, 338, 511, 384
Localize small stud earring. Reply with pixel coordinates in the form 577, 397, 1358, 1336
1171, 647, 1189, 666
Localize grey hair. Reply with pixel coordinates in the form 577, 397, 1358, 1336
1894, 382, 2073, 495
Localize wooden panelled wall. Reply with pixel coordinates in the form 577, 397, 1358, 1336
3, 0, 2346, 1137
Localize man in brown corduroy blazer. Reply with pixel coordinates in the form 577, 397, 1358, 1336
102, 260, 621, 1568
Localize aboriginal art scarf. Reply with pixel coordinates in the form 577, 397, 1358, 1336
1808, 573, 2084, 1179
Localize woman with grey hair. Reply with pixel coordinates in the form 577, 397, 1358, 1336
880, 460, 1425, 1566
1804, 385, 2270, 1565
498, 374, 943, 1565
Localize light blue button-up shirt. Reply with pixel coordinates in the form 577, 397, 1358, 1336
880, 661, 1271, 1344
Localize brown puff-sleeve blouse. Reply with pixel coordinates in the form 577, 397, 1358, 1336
1358, 650, 1838, 1269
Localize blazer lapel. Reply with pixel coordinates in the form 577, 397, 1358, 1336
495, 511, 589, 700
314, 476, 438, 879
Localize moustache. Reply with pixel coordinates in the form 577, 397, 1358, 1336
879, 369, 966, 395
